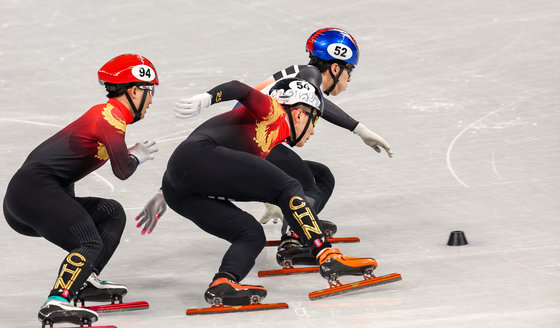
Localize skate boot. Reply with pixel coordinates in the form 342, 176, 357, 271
75, 272, 128, 306
318, 219, 337, 238
39, 296, 98, 327
317, 248, 377, 284
204, 276, 267, 306
276, 233, 317, 267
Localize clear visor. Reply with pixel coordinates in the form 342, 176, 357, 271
138, 85, 155, 97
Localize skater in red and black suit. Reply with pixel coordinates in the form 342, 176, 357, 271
172, 28, 394, 269
3, 54, 159, 326
136, 78, 377, 306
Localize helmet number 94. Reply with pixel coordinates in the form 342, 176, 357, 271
327, 43, 353, 61
132, 65, 156, 82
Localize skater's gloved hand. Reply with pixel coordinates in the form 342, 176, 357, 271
174, 93, 212, 119
353, 123, 393, 158
128, 140, 158, 164
136, 189, 166, 235
259, 203, 283, 225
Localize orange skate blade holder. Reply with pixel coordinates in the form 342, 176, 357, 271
83, 301, 149, 313
258, 266, 319, 277
309, 273, 402, 300
265, 237, 360, 247
186, 302, 289, 315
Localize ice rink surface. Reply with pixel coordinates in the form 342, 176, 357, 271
1, 0, 559, 327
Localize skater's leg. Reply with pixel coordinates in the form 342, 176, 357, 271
164, 141, 375, 284
163, 141, 331, 255
164, 194, 266, 282
73, 197, 128, 302
75, 197, 126, 274
265, 146, 337, 237
163, 192, 268, 306
3, 200, 40, 237
4, 169, 103, 301
266, 144, 328, 211
303, 160, 335, 213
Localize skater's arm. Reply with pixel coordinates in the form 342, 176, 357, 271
96, 115, 139, 180
174, 80, 274, 120
206, 80, 254, 105
174, 80, 259, 119
207, 80, 278, 120
322, 98, 359, 131
321, 99, 393, 158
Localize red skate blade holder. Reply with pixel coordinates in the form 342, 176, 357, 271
186, 302, 289, 315
309, 273, 402, 300
258, 266, 319, 277
83, 301, 149, 313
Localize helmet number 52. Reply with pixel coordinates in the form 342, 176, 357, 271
327, 43, 353, 61
334, 46, 347, 57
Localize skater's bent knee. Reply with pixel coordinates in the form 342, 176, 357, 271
96, 199, 126, 230
233, 216, 266, 250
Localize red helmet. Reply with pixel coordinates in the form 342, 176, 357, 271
98, 54, 159, 86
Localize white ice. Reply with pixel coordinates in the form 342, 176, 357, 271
1, 1, 559, 327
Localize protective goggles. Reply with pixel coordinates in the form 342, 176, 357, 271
304, 111, 320, 127
138, 85, 156, 97
340, 63, 354, 77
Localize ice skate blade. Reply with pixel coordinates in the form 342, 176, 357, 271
83, 301, 149, 313
309, 273, 402, 300
41, 322, 114, 328
76, 292, 127, 305
186, 302, 289, 315
258, 266, 319, 277
44, 326, 117, 328
266, 237, 360, 247
40, 310, 97, 328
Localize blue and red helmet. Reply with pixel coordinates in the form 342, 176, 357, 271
306, 28, 359, 66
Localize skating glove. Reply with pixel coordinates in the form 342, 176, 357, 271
136, 189, 166, 235
353, 123, 393, 158
259, 203, 284, 224
128, 140, 158, 164
174, 92, 212, 119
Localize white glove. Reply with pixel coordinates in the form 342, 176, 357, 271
353, 123, 393, 158
128, 140, 158, 164
259, 203, 284, 224
174, 93, 212, 119
135, 190, 167, 235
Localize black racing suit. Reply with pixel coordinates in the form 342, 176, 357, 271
162, 80, 331, 282
3, 98, 138, 301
